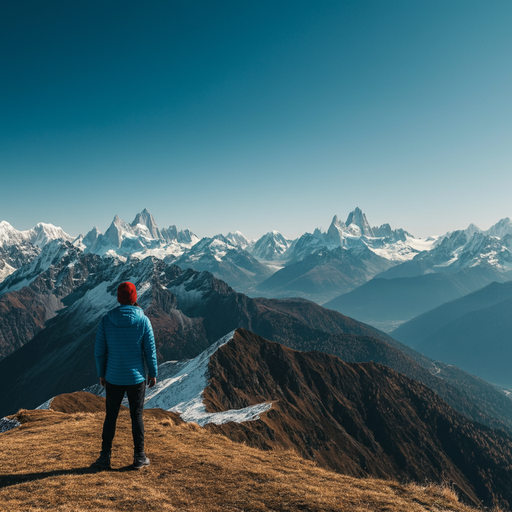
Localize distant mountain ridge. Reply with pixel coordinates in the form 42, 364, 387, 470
392, 280, 512, 387
254, 207, 433, 301
0, 220, 73, 281
324, 265, 510, 331
77, 208, 199, 258
392, 280, 512, 346
2, 208, 512, 305
325, 220, 512, 330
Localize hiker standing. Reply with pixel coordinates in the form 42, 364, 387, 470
94, 281, 158, 470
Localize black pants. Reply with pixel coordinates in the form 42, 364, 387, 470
101, 380, 146, 457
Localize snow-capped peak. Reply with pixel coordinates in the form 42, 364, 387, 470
0, 220, 73, 248
345, 207, 374, 237
0, 240, 81, 295
130, 208, 161, 239
485, 218, 512, 239
29, 223, 74, 248
0, 221, 19, 245
225, 231, 250, 249
251, 231, 292, 261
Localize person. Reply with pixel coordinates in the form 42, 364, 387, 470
93, 281, 158, 470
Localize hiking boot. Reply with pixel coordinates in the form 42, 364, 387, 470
133, 455, 150, 469
94, 452, 111, 470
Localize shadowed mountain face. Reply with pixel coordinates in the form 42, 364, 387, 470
172, 234, 274, 292
324, 266, 509, 332
391, 281, 512, 387
406, 296, 512, 388
392, 280, 512, 346
1, 251, 512, 434
205, 330, 512, 509
256, 245, 394, 303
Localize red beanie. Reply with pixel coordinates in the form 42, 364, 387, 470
117, 282, 137, 305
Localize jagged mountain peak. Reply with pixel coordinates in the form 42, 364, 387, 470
331, 214, 342, 225
0, 221, 19, 245
130, 208, 161, 239
225, 231, 250, 249
251, 231, 292, 261
486, 217, 512, 238
0, 220, 72, 249
345, 207, 374, 237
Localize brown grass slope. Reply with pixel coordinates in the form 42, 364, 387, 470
0, 406, 499, 512
204, 330, 512, 509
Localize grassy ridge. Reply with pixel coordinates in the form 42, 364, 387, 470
0, 408, 502, 512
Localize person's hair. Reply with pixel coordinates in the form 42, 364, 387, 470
133, 302, 141, 308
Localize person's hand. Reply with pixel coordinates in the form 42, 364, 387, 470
100, 377, 106, 387
147, 377, 157, 388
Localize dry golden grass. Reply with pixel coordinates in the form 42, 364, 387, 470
0, 409, 502, 511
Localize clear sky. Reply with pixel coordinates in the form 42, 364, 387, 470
1, 0, 511, 240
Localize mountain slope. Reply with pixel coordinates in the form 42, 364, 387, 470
256, 245, 394, 303
392, 280, 512, 346
324, 266, 508, 331
250, 231, 292, 261
204, 329, 512, 508
173, 234, 274, 292
410, 296, 512, 387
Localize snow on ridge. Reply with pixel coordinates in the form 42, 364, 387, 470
368, 235, 438, 262
143, 330, 272, 426
0, 417, 21, 434
0, 261, 16, 281
36, 397, 54, 410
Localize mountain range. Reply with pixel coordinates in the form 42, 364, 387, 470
0, 207, 435, 299
4, 208, 512, 306
1, 242, 512, 437
3, 208, 512, 412
325, 225, 512, 330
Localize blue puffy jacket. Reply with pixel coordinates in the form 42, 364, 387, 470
95, 305, 158, 385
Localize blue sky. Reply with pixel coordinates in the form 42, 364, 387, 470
1, 0, 511, 240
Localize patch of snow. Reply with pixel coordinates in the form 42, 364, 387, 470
36, 397, 54, 410
143, 331, 272, 426
168, 281, 207, 309
66, 280, 118, 325
83, 384, 106, 397
0, 417, 21, 433
368, 236, 438, 262
0, 261, 16, 282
